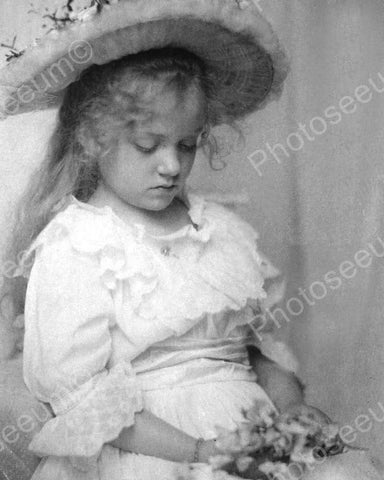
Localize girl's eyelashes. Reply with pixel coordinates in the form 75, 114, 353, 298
134, 143, 158, 154
133, 142, 197, 154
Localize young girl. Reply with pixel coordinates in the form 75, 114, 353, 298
0, 1, 382, 479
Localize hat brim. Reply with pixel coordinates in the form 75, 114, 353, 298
0, 0, 290, 123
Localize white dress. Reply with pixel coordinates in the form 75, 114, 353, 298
18, 187, 382, 480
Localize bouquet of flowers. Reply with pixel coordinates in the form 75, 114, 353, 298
178, 401, 362, 480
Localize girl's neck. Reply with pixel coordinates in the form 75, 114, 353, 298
87, 183, 192, 236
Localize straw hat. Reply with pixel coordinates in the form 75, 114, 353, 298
0, 0, 289, 124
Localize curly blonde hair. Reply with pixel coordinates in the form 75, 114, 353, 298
0, 46, 245, 357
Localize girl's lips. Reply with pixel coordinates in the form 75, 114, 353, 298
155, 185, 176, 190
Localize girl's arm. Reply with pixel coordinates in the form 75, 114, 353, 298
108, 350, 304, 464
247, 345, 305, 412
247, 346, 331, 425
108, 348, 304, 462
108, 409, 219, 463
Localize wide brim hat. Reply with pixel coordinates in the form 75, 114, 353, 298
0, 0, 290, 125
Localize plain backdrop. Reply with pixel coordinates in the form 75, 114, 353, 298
0, 0, 383, 461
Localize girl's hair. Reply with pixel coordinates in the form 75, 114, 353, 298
0, 46, 244, 352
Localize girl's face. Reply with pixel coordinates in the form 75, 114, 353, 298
97, 85, 207, 212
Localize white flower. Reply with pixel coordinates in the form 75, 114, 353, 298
259, 461, 290, 476
276, 420, 308, 435
291, 447, 317, 465
179, 464, 237, 480
235, 456, 254, 472
74, 5, 98, 23
246, 400, 276, 426
236, 0, 251, 10
215, 428, 243, 453
238, 423, 254, 447
47, 29, 60, 39
209, 455, 234, 470
321, 423, 339, 439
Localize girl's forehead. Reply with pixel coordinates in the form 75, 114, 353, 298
151, 87, 205, 118
134, 88, 206, 137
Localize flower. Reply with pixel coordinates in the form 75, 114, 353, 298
236, 0, 252, 10
209, 455, 234, 470
235, 456, 254, 472
181, 400, 354, 480
245, 400, 275, 427
74, 5, 98, 22
215, 429, 244, 453
259, 461, 290, 476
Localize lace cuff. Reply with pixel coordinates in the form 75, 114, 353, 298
28, 362, 143, 472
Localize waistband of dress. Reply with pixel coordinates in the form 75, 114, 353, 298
134, 357, 257, 391
131, 336, 252, 372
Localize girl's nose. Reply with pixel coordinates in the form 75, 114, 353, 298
157, 147, 181, 177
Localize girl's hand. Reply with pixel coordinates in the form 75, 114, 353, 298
197, 439, 221, 463
279, 402, 332, 428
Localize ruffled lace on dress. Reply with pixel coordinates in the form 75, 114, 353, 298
18, 189, 275, 350
16, 187, 295, 364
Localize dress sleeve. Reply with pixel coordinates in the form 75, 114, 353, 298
22, 236, 143, 472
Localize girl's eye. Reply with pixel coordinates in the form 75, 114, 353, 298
134, 142, 197, 154
134, 143, 158, 154
178, 143, 197, 153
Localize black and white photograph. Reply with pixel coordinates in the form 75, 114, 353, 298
0, 1, 383, 479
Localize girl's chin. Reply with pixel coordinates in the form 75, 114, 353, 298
139, 194, 177, 211
146, 188, 179, 205
120, 188, 180, 212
